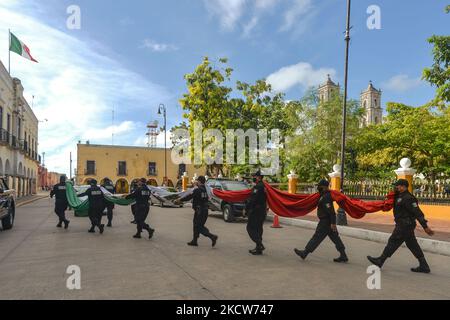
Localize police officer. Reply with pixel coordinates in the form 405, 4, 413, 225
77, 179, 105, 234
246, 170, 267, 255
367, 179, 434, 273
50, 175, 70, 229
102, 178, 116, 227
294, 180, 348, 263
177, 176, 218, 247
125, 178, 155, 239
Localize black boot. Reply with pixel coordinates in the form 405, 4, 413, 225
64, 220, 70, 230
56, 223, 62, 228
99, 224, 105, 234
187, 240, 198, 246
294, 248, 309, 260
211, 235, 218, 247
411, 257, 431, 274
148, 228, 155, 239
133, 233, 142, 239
107, 220, 112, 227
88, 226, 95, 233
367, 254, 387, 268
334, 251, 349, 263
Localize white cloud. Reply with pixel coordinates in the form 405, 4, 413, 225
266, 62, 336, 92
203, 0, 247, 31
281, 0, 313, 32
242, 16, 259, 38
383, 74, 422, 93
141, 39, 178, 52
133, 130, 174, 148
0, 2, 172, 175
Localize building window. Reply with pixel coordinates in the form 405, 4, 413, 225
148, 162, 157, 176
0, 107, 3, 130
7, 114, 10, 133
178, 164, 186, 178
86, 160, 96, 175
118, 161, 127, 176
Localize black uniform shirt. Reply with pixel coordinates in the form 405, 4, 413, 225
246, 181, 267, 212
394, 191, 428, 229
180, 185, 209, 208
126, 186, 151, 206
78, 186, 105, 208
317, 191, 336, 224
50, 182, 68, 203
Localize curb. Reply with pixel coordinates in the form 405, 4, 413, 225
16, 196, 48, 208
267, 215, 450, 257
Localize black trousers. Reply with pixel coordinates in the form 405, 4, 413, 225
106, 203, 114, 222
88, 205, 104, 227
382, 225, 424, 259
54, 200, 68, 223
246, 207, 266, 246
193, 206, 214, 240
305, 219, 346, 253
135, 204, 152, 234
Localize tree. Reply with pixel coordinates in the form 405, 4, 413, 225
351, 103, 450, 181
285, 89, 362, 182
422, 7, 450, 109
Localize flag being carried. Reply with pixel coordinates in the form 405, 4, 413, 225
9, 31, 38, 63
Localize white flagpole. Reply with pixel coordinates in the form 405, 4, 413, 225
8, 29, 11, 74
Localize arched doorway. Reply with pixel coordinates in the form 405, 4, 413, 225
147, 178, 158, 187
83, 178, 95, 185
115, 179, 129, 194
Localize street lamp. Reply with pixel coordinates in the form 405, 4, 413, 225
337, 0, 352, 226
158, 104, 167, 186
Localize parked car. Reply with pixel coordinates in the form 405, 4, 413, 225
206, 178, 250, 222
0, 177, 16, 230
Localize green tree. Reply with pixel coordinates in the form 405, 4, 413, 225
286, 89, 362, 182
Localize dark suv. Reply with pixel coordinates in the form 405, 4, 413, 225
0, 177, 16, 230
206, 178, 250, 222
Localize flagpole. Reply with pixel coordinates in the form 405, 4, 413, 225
8, 29, 11, 74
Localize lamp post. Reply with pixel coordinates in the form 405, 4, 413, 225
158, 104, 167, 186
337, 0, 352, 226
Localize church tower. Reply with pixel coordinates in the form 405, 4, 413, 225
360, 81, 382, 127
318, 74, 340, 103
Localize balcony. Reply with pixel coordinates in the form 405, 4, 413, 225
117, 168, 128, 176
147, 170, 158, 177
0, 129, 10, 145
84, 169, 97, 176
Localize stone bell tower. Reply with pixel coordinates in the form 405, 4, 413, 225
360, 81, 382, 127
318, 74, 340, 103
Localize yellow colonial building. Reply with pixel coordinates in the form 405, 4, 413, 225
0, 61, 40, 197
76, 143, 205, 193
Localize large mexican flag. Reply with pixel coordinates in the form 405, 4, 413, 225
9, 32, 38, 63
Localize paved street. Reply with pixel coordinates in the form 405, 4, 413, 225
0, 198, 449, 300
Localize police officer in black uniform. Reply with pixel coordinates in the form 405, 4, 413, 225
50, 175, 70, 229
246, 170, 267, 255
125, 178, 155, 239
102, 178, 116, 227
367, 179, 434, 273
177, 176, 218, 247
294, 179, 348, 263
77, 179, 105, 234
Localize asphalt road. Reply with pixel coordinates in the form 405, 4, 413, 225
0, 198, 449, 300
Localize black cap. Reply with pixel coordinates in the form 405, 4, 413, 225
197, 176, 206, 184
140, 178, 147, 184
393, 179, 409, 188
90, 179, 97, 186
60, 175, 67, 183
252, 170, 263, 177
317, 179, 330, 187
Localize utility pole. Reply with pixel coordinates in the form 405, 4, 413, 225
337, 0, 352, 226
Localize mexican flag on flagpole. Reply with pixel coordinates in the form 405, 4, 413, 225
9, 32, 38, 63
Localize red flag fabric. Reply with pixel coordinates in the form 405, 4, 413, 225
212, 182, 395, 219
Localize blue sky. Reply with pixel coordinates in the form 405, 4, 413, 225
0, 0, 448, 174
